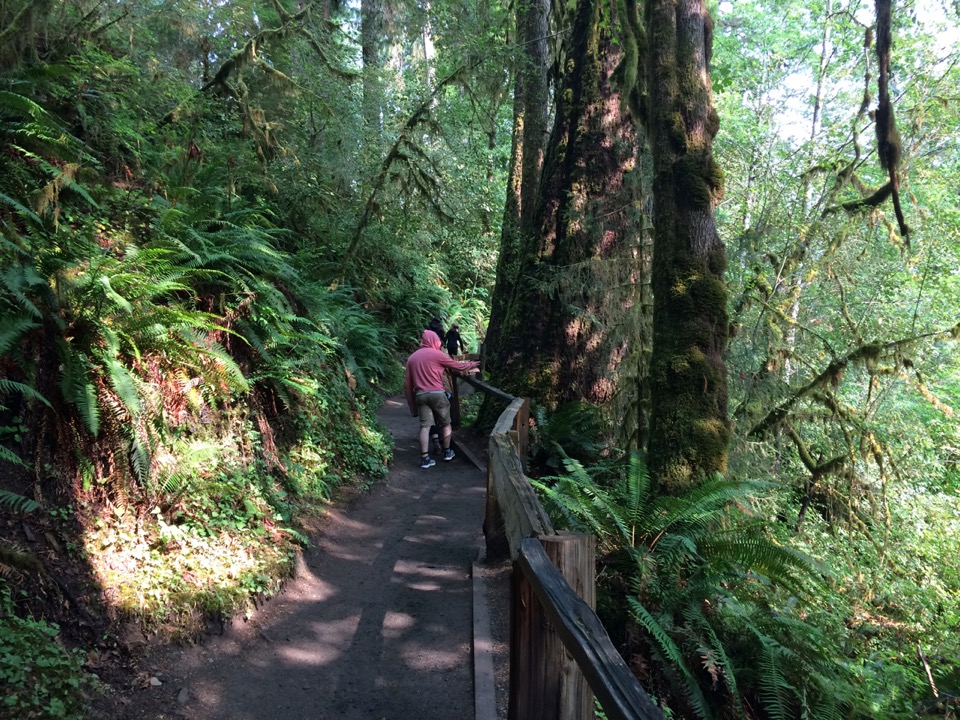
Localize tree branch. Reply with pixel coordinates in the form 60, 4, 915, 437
338, 64, 472, 279
822, 180, 892, 216
874, 0, 910, 240
748, 329, 949, 438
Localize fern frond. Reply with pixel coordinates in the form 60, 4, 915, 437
0, 379, 51, 407
60, 352, 100, 436
0, 191, 43, 225
0, 446, 27, 467
629, 597, 713, 720
235, 317, 275, 363
700, 535, 823, 594
130, 434, 150, 486
532, 475, 607, 539
96, 275, 133, 313
625, 452, 652, 523
681, 602, 745, 717
0, 315, 40, 356
656, 478, 765, 539
103, 358, 140, 417
0, 489, 39, 513
750, 627, 797, 720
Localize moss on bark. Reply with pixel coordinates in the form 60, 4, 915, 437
645, 0, 730, 492
484, 0, 642, 409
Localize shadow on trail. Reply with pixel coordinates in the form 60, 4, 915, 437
155, 397, 485, 720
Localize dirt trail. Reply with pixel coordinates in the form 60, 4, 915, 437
106, 396, 487, 720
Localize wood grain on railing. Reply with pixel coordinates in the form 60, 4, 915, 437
461, 377, 665, 720
517, 539, 665, 720
487, 433, 553, 560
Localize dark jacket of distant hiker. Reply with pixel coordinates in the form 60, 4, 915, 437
427, 317, 446, 343
445, 326, 465, 356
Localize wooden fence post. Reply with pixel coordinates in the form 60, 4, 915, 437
449, 369, 461, 428
518, 398, 530, 471
483, 437, 510, 562
510, 533, 596, 720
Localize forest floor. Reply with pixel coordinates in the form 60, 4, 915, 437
91, 395, 510, 720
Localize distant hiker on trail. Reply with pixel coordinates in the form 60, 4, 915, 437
445, 324, 466, 357
424, 318, 449, 451
427, 316, 446, 343
405, 330, 479, 468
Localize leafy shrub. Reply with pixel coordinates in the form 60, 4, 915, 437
0, 585, 90, 720
534, 452, 867, 719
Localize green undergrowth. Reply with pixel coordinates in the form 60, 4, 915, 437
0, 586, 92, 720
457, 389, 484, 427
82, 385, 393, 638
530, 403, 960, 718
784, 487, 960, 716
1, 351, 395, 720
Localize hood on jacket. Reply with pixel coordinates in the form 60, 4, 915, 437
420, 329, 442, 349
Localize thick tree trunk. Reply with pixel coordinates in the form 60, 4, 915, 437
645, 0, 731, 491
487, 0, 641, 407
483, 0, 549, 378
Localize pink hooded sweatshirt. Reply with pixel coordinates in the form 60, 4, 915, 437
404, 330, 479, 416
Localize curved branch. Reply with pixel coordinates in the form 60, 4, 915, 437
874, 0, 910, 239
160, 1, 355, 127
749, 328, 949, 438
822, 180, 892, 217
785, 424, 847, 480
339, 64, 472, 278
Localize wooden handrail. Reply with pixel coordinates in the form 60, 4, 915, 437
462, 378, 665, 720
517, 539, 665, 720
461, 373, 516, 403
488, 433, 553, 559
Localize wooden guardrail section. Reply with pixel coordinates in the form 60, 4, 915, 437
456, 374, 665, 720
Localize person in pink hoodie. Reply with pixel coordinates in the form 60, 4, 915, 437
404, 329, 480, 468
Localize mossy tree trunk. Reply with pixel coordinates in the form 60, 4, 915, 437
644, 0, 731, 492
361, 0, 385, 136
483, 0, 550, 375
485, 0, 642, 408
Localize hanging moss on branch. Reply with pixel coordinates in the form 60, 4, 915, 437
873, 0, 909, 240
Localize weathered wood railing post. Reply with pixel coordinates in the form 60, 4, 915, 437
464, 372, 665, 720
483, 447, 510, 561
507, 397, 530, 471
510, 532, 596, 720
449, 368, 461, 428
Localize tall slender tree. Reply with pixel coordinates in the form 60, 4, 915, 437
483, 0, 550, 373
361, 0, 386, 135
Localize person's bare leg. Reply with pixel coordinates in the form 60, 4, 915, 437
441, 424, 452, 450
420, 426, 431, 454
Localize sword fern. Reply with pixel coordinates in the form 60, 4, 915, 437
534, 450, 862, 719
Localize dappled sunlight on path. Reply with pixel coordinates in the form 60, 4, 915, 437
126, 396, 485, 720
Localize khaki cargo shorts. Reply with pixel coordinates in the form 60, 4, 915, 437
416, 391, 451, 428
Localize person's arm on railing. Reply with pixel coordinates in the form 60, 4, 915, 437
438, 355, 480, 375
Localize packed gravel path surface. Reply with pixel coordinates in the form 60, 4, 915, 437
106, 396, 487, 720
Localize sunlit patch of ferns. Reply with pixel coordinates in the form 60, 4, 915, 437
534, 451, 857, 719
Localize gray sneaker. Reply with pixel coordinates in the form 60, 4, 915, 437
420, 456, 436, 469
443, 448, 456, 462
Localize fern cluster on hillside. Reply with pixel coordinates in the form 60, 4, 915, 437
0, 6, 484, 712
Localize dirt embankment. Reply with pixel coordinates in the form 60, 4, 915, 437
92, 396, 492, 719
